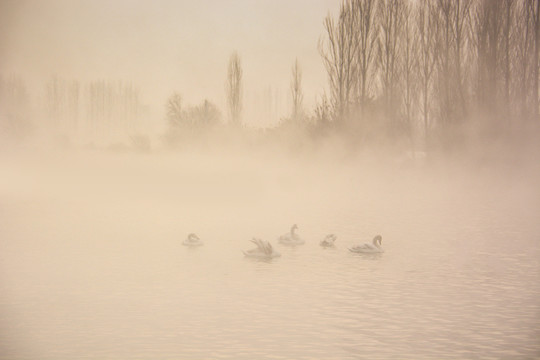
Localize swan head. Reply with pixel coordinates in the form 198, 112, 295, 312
373, 235, 382, 246
188, 233, 199, 240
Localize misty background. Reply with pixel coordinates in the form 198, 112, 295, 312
1, 0, 540, 359
0, 0, 338, 133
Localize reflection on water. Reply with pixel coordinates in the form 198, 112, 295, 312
1, 151, 539, 359
349, 252, 383, 260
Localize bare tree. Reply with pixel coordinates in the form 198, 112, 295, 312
474, 0, 503, 119
226, 51, 243, 126
432, 0, 473, 140
0, 74, 31, 137
68, 81, 80, 135
453, 0, 473, 117
376, 0, 404, 130
354, 0, 378, 108
434, 0, 453, 129
197, 100, 221, 127
400, 0, 418, 149
530, 0, 540, 121
45, 76, 65, 131
501, 0, 516, 111
319, 0, 359, 123
290, 58, 304, 121
514, 1, 535, 122
417, 0, 438, 147
166, 93, 183, 126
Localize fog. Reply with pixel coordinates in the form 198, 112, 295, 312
0, 0, 338, 123
2, 0, 540, 359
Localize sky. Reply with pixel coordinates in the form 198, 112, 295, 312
0, 0, 340, 125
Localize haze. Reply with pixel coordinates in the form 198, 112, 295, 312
1, 0, 540, 359
0, 0, 339, 125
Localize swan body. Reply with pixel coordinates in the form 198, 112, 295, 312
183, 233, 203, 247
349, 235, 384, 253
320, 234, 337, 247
278, 224, 305, 246
244, 238, 281, 258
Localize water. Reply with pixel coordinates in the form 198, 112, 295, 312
1, 150, 539, 359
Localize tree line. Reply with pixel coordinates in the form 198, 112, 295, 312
167, 0, 540, 154
45, 77, 141, 142
3, 0, 539, 155
318, 0, 540, 152
0, 75, 142, 144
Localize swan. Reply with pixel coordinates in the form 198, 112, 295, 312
320, 234, 337, 247
349, 235, 384, 253
278, 224, 305, 246
183, 233, 203, 247
243, 238, 281, 258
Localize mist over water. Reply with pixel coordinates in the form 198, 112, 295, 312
2, 0, 540, 358
1, 144, 539, 359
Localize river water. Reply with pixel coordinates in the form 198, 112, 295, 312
1, 149, 539, 359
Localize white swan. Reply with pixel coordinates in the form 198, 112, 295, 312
183, 233, 203, 247
349, 235, 384, 253
243, 238, 281, 259
278, 224, 305, 246
320, 234, 337, 247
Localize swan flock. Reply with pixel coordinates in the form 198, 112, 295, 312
183, 227, 384, 258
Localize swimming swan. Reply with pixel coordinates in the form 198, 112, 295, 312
243, 238, 281, 258
278, 224, 305, 245
320, 234, 337, 247
183, 233, 203, 247
349, 235, 383, 253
